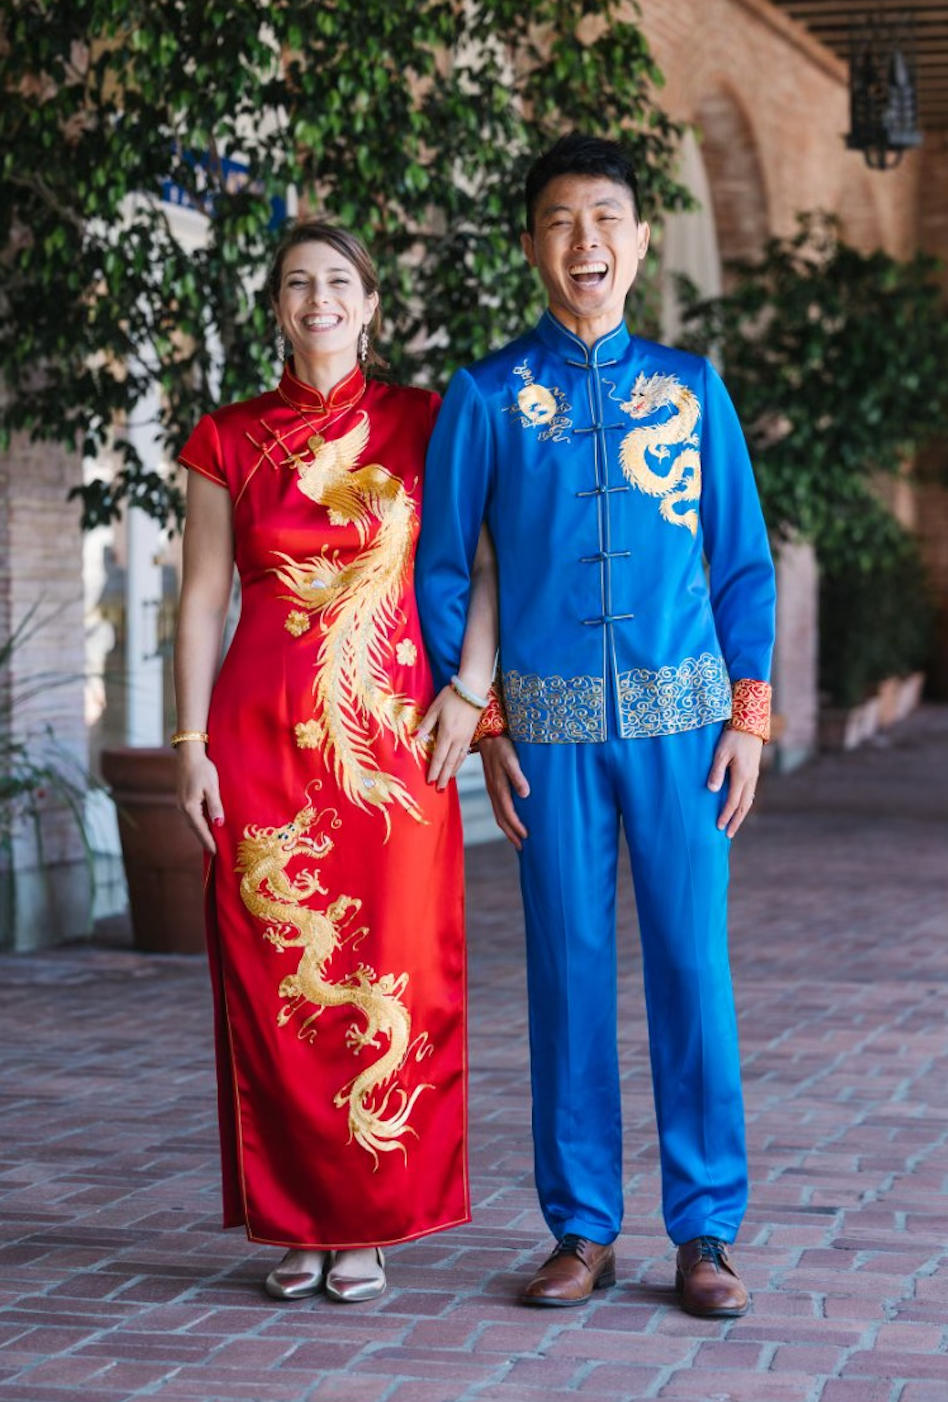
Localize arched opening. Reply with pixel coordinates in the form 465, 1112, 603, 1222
660, 128, 723, 344
694, 88, 770, 274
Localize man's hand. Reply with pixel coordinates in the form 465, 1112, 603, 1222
707, 728, 763, 839
480, 736, 530, 849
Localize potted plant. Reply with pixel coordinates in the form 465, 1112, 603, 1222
0, 611, 96, 951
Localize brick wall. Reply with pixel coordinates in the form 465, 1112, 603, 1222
638, 0, 919, 255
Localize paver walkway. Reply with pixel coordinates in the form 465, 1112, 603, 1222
1, 706, 947, 1402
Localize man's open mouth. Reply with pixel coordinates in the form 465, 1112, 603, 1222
568, 262, 608, 286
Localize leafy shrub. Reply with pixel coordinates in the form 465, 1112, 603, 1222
0, 610, 93, 852
819, 502, 934, 706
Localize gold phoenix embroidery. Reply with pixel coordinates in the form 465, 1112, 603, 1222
237, 795, 433, 1167
619, 371, 702, 535
272, 412, 424, 833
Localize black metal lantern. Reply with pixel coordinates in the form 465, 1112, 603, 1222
846, 12, 923, 169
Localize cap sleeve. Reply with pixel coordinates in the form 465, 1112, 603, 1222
428, 389, 442, 439
178, 414, 228, 489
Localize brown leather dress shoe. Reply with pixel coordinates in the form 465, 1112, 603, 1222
521, 1233, 616, 1307
676, 1237, 749, 1317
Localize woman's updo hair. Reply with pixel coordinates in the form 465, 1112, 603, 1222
267, 220, 386, 370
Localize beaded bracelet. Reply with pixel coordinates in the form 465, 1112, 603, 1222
450, 674, 489, 711
170, 730, 210, 748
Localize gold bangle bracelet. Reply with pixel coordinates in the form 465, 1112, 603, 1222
170, 730, 210, 748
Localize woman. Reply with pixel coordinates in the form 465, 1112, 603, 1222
173, 221, 496, 1303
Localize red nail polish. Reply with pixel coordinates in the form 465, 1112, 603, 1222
213, 817, 224, 828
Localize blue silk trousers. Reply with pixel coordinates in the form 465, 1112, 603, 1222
512, 723, 747, 1247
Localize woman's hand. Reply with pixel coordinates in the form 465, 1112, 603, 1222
416, 687, 483, 790
176, 749, 225, 855
707, 728, 763, 838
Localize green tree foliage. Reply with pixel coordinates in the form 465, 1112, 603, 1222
0, 0, 686, 528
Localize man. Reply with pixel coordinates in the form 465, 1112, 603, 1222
416, 133, 775, 1317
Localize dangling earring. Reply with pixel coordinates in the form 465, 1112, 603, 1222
275, 327, 286, 360
358, 326, 369, 364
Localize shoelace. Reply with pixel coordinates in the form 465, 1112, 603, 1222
551, 1232, 591, 1261
694, 1236, 730, 1267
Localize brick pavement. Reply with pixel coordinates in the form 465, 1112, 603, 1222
1, 706, 947, 1402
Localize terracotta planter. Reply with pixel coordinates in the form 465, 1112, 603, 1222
818, 695, 880, 752
875, 676, 902, 729
100, 747, 206, 954
874, 672, 926, 730
894, 671, 926, 723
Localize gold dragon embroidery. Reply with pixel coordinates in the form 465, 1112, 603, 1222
271, 412, 424, 833
618, 371, 702, 536
237, 794, 433, 1167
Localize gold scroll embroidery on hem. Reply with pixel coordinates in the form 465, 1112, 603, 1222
502, 653, 732, 743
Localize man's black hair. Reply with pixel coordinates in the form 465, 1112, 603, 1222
523, 132, 643, 232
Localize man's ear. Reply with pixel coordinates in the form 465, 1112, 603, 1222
520, 230, 536, 267
637, 222, 651, 259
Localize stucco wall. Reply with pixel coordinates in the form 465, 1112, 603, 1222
0, 434, 90, 949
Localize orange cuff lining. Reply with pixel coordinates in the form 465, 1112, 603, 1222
729, 678, 772, 743
471, 685, 508, 748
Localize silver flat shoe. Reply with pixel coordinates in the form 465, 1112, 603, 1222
325, 1247, 386, 1303
264, 1249, 329, 1301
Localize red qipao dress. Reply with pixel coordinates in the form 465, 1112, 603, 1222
178, 361, 469, 1249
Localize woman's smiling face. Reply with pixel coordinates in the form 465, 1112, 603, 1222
275, 240, 378, 370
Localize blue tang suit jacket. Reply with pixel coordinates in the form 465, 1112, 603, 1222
417, 311, 776, 743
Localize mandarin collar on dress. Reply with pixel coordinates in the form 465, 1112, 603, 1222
278, 360, 367, 414
534, 308, 632, 367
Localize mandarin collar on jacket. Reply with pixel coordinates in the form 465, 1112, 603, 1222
534, 308, 632, 367
278, 359, 367, 414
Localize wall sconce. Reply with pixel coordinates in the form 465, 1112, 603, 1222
846, 12, 923, 169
